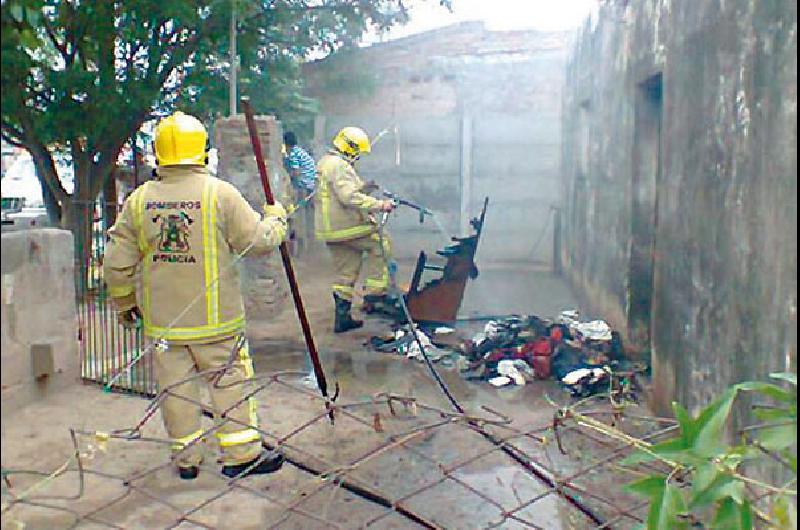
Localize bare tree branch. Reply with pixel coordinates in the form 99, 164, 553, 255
41, 15, 69, 59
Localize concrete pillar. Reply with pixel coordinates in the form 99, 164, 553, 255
313, 115, 327, 157
1, 229, 79, 411
214, 115, 292, 325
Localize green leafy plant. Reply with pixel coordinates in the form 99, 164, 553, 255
624, 373, 797, 529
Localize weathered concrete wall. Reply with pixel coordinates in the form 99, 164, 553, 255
214, 116, 292, 324
560, 0, 797, 416
1, 229, 79, 411
304, 23, 570, 264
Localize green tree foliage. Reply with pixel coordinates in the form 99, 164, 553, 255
624, 373, 797, 529
0, 0, 450, 233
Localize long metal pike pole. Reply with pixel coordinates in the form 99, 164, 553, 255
240, 97, 336, 423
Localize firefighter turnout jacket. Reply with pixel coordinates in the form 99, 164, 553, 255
103, 166, 287, 344
315, 152, 384, 242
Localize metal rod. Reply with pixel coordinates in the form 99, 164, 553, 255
229, 0, 237, 116
261, 441, 439, 529
240, 97, 333, 421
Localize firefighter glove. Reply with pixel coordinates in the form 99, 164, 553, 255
263, 202, 287, 221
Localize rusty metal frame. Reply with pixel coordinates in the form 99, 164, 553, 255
405, 197, 489, 324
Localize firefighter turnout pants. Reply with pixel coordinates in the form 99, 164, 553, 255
154, 336, 262, 467
328, 233, 392, 301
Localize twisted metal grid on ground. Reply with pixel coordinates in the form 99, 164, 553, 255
2, 368, 677, 529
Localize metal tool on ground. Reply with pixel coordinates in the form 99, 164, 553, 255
241, 97, 337, 424
375, 211, 463, 411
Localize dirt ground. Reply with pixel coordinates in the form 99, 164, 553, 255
2, 251, 639, 529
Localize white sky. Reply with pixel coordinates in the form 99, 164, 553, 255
365, 0, 597, 44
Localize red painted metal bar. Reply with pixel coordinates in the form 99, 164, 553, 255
240, 97, 334, 421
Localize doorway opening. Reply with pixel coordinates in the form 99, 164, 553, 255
628, 73, 663, 352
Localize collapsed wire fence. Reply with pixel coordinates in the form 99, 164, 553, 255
2, 354, 692, 529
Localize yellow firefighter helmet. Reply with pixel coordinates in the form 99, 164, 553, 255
153, 111, 208, 166
332, 127, 371, 158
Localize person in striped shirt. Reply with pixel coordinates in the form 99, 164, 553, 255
283, 131, 317, 194
283, 131, 317, 256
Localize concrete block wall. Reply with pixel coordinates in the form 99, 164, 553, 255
470, 111, 561, 265
305, 23, 571, 266
560, 0, 797, 417
1, 229, 79, 410
304, 23, 571, 118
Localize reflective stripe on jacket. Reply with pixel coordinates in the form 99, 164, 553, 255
314, 153, 382, 242
103, 166, 286, 344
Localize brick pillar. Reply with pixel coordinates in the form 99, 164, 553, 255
214, 115, 291, 324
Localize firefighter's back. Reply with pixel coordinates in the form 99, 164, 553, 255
129, 165, 247, 344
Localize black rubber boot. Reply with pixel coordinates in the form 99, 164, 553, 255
334, 294, 363, 333
221, 451, 285, 478
178, 466, 199, 480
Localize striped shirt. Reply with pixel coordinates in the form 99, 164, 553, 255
284, 145, 317, 193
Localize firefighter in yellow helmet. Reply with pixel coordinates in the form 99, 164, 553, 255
315, 126, 398, 333
103, 111, 288, 480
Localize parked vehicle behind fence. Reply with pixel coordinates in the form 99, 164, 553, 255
1, 153, 73, 232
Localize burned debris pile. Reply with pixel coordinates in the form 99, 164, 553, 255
369, 310, 648, 399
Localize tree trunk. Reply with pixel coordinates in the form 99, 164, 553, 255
28, 143, 69, 227
62, 163, 95, 298
26, 139, 123, 298
104, 170, 118, 228
39, 174, 62, 226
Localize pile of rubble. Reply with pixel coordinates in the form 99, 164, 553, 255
369, 310, 647, 399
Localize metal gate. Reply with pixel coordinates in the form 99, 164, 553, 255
75, 197, 157, 396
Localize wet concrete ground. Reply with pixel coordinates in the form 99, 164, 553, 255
2, 255, 606, 529
240, 258, 592, 527
247, 257, 584, 417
